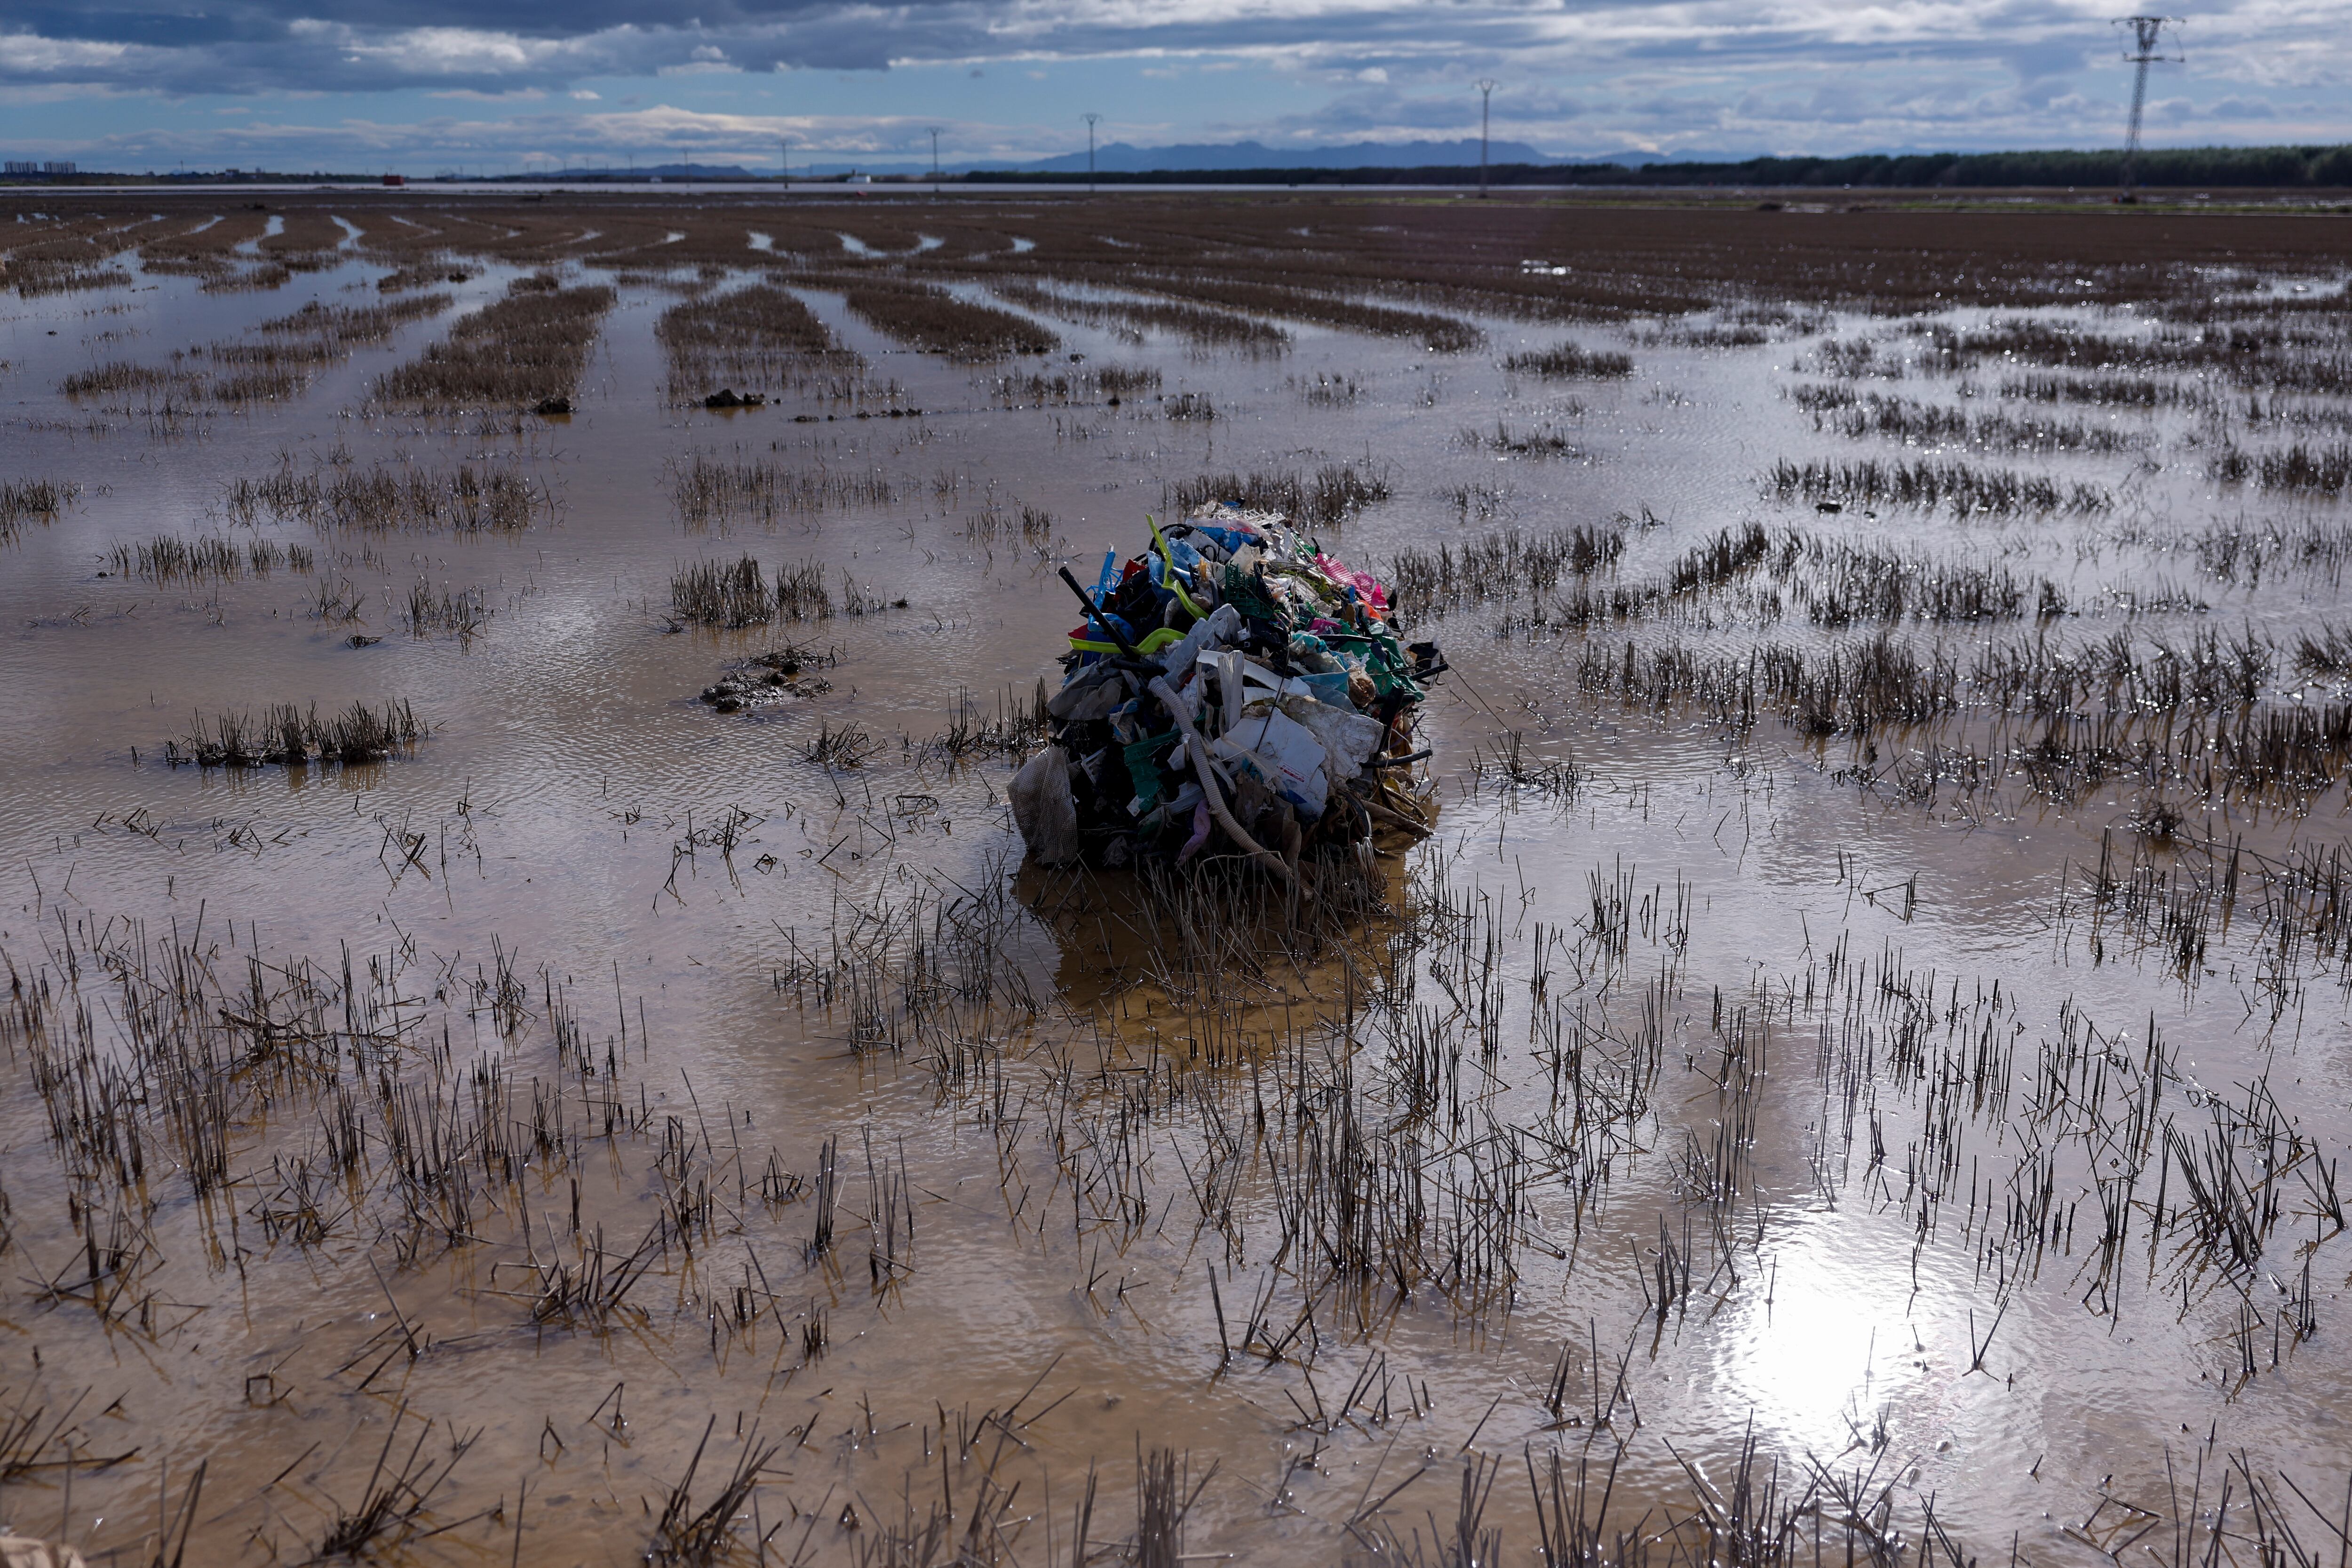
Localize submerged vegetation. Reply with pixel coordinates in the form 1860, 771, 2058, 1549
668, 553, 861, 626
1135, 273, 1483, 352
991, 279, 1291, 351
1768, 456, 2111, 515
374, 273, 614, 410
668, 451, 895, 528
164, 697, 427, 766
1503, 341, 1635, 379
1390, 523, 1628, 617
108, 534, 315, 581
1163, 461, 1394, 528
989, 361, 1162, 406
1795, 387, 2144, 453
0, 477, 79, 543
58, 294, 453, 414
832, 277, 1057, 360
4, 189, 2352, 1568
655, 282, 863, 403
225, 460, 553, 532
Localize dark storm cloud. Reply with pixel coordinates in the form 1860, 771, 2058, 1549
0, 0, 2161, 96
0, 0, 925, 93
0, 0, 2316, 162
12, 3, 261, 49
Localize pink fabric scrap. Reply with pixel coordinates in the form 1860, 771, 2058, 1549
1177, 799, 1213, 863
1312, 552, 1391, 614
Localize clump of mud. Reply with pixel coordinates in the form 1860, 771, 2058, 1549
698, 645, 838, 712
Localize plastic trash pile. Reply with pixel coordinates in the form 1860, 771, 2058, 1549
1010, 501, 1444, 887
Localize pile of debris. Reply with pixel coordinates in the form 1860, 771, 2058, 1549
1011, 502, 1443, 892
699, 645, 837, 712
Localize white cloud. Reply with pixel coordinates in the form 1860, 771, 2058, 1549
0, 0, 2329, 166
285, 20, 596, 77
0, 32, 134, 72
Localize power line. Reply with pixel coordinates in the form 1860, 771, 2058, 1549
1475, 80, 1496, 199
2114, 15, 2182, 198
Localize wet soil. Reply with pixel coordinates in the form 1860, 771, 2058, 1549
1, 194, 2349, 1567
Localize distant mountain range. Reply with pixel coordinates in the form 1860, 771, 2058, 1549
569, 162, 762, 179
467, 144, 1751, 182
244, 140, 2347, 189
613, 143, 1742, 180
589, 143, 1662, 178
985, 138, 1578, 173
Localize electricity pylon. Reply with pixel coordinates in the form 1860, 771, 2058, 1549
2115, 16, 2182, 196
1475, 80, 1496, 198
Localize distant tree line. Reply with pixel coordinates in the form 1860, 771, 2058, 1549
964, 144, 2352, 189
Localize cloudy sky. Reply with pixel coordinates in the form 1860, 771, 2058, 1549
0, 0, 2340, 172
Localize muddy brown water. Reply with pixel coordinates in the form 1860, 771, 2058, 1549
1, 201, 2350, 1566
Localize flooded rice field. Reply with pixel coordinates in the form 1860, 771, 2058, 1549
2, 191, 2351, 1567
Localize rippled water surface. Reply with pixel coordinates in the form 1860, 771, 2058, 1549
2, 193, 2350, 1567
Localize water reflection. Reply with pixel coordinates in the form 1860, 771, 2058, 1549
1, 213, 2348, 1567
1714, 1216, 1925, 1456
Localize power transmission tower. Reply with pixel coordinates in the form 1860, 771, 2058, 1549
779, 136, 790, 185
2114, 16, 2181, 197
1083, 112, 1102, 194
1475, 80, 1496, 198
928, 127, 943, 192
